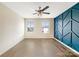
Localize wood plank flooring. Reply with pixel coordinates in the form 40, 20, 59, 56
1, 38, 77, 57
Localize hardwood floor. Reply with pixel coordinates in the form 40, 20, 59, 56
1, 38, 77, 57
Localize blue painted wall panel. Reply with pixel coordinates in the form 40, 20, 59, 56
72, 33, 79, 51
54, 3, 79, 52
63, 33, 71, 46
72, 9, 79, 22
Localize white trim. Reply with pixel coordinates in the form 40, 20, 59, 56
54, 38, 79, 56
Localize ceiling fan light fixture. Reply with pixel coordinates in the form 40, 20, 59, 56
33, 6, 50, 16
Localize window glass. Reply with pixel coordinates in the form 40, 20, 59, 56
42, 20, 49, 33
26, 20, 34, 32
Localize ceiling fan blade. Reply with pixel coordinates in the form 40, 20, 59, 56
43, 12, 50, 14
33, 13, 37, 15
39, 6, 41, 10
41, 6, 49, 11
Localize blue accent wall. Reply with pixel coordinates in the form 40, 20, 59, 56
54, 3, 79, 52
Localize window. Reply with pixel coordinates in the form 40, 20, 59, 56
26, 20, 34, 32
41, 20, 49, 33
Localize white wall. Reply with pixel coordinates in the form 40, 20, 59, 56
0, 3, 24, 55
24, 18, 54, 38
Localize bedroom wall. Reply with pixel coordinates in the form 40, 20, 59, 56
54, 3, 79, 52
24, 18, 54, 38
0, 3, 24, 55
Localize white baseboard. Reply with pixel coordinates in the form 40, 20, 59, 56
53, 38, 79, 56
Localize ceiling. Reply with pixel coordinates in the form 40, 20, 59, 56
2, 2, 77, 18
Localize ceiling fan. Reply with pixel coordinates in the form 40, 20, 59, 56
33, 6, 50, 16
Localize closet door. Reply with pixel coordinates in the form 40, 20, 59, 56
63, 10, 72, 46
72, 8, 79, 52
